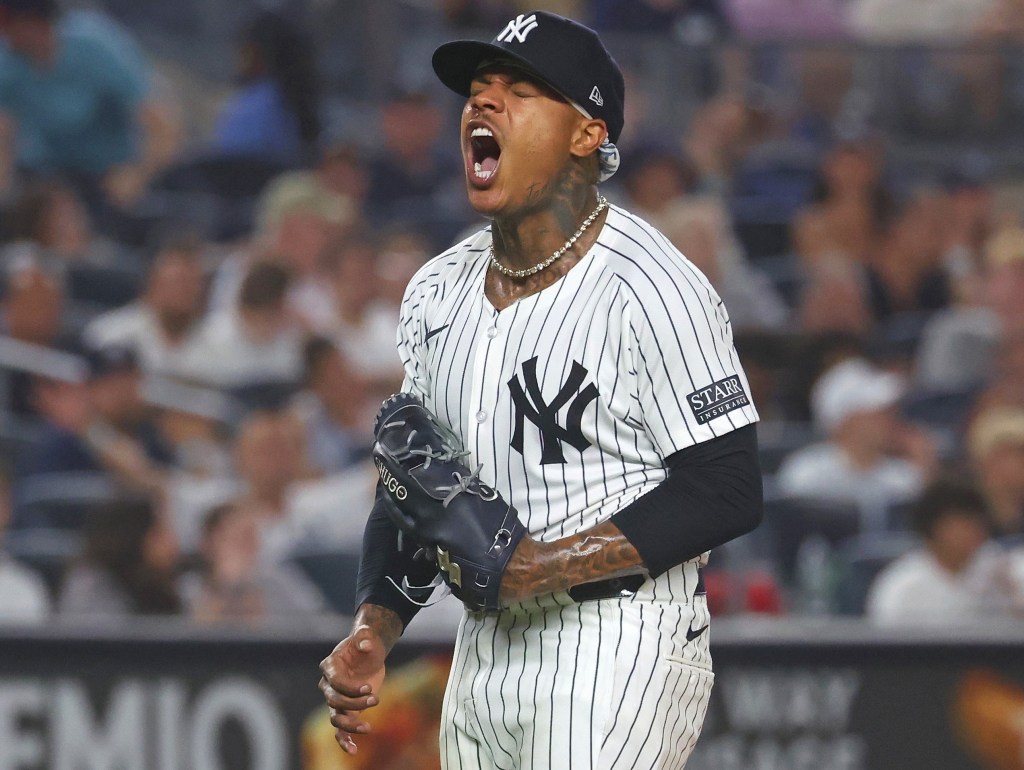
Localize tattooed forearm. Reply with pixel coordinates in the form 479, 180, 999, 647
352, 603, 404, 654
498, 519, 647, 605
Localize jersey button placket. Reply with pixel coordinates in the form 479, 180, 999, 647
467, 306, 502, 472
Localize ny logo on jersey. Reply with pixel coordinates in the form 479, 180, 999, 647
508, 357, 599, 465
496, 13, 539, 44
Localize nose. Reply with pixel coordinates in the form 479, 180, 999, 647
468, 82, 505, 114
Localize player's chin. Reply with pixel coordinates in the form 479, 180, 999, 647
465, 180, 508, 217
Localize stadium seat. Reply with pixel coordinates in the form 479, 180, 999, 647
4, 527, 82, 600
12, 472, 123, 531
832, 531, 919, 616
761, 494, 862, 587
290, 549, 361, 615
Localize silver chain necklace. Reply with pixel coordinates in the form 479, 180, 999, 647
489, 194, 609, 279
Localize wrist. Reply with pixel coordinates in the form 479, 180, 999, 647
498, 535, 545, 606
353, 603, 404, 654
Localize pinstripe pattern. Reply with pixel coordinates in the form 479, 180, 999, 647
399, 205, 754, 769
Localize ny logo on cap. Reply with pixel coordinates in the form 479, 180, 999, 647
497, 13, 539, 44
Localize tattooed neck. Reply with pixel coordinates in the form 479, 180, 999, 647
491, 161, 595, 270
486, 162, 605, 310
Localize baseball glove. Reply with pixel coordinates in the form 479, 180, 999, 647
372, 393, 527, 611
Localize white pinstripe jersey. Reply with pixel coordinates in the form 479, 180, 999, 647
397, 204, 759, 604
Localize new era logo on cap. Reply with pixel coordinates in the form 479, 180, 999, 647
497, 13, 539, 44
589, 87, 604, 106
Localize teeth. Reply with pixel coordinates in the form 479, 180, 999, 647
471, 127, 493, 138
473, 162, 493, 180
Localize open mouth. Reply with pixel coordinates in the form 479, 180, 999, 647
468, 126, 501, 185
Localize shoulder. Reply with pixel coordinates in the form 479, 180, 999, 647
598, 205, 717, 307
0, 559, 50, 617
776, 442, 843, 484
403, 227, 490, 302
60, 10, 149, 84
869, 550, 933, 600
61, 10, 138, 53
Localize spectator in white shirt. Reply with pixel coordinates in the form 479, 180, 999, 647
867, 478, 1021, 625
84, 235, 206, 379
290, 335, 373, 476
183, 260, 304, 388
180, 502, 327, 625
777, 357, 936, 529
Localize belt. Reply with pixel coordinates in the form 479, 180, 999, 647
567, 568, 705, 603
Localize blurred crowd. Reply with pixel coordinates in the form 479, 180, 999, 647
1, 0, 1024, 633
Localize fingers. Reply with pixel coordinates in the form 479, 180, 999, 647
318, 676, 379, 711
335, 727, 358, 755
329, 705, 374, 737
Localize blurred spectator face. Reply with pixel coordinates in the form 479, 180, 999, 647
9, 182, 92, 257
969, 408, 1024, 533
332, 240, 378, 316
3, 267, 63, 344
320, 145, 369, 204
240, 303, 287, 344
147, 248, 205, 335
796, 49, 852, 122
976, 438, 1024, 497
38, 185, 91, 257
271, 210, 339, 278
947, 183, 992, 241
994, 333, 1024, 396
982, 225, 1024, 327
986, 261, 1024, 327
312, 345, 367, 424
927, 509, 990, 572
238, 261, 291, 343
0, 11, 56, 65
836, 405, 900, 456
89, 367, 145, 429
201, 505, 260, 581
822, 144, 880, 198
380, 93, 443, 163
799, 262, 872, 335
235, 412, 302, 496
625, 153, 693, 214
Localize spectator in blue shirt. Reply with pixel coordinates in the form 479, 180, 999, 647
212, 10, 321, 165
0, 0, 180, 208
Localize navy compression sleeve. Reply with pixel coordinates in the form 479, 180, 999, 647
353, 484, 439, 628
610, 423, 763, 577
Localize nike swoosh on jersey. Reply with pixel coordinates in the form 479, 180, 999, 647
686, 622, 709, 642
425, 324, 450, 342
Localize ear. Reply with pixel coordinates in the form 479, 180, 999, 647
569, 118, 608, 160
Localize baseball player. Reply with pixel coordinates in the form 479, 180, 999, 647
319, 11, 763, 769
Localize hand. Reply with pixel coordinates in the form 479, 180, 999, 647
318, 624, 387, 755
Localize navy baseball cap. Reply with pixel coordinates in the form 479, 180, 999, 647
432, 11, 625, 143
